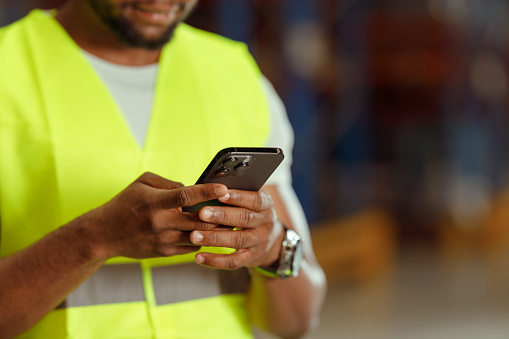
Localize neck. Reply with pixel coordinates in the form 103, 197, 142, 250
55, 1, 162, 66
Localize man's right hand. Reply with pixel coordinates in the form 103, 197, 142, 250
0, 172, 229, 338
81, 172, 229, 260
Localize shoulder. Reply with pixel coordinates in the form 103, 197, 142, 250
175, 23, 245, 50
0, 9, 54, 59
0, 10, 52, 125
171, 24, 259, 73
0, 14, 23, 46
0, 9, 48, 40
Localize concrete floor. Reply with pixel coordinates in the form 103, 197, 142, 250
257, 247, 509, 339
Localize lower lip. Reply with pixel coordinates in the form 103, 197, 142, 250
132, 7, 180, 25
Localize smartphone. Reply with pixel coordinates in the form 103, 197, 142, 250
183, 147, 285, 212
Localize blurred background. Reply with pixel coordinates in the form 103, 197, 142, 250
3, 0, 509, 338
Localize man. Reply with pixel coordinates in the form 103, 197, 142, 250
0, 0, 327, 338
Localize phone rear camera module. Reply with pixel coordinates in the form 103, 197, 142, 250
214, 167, 231, 178
222, 157, 237, 168
234, 162, 250, 175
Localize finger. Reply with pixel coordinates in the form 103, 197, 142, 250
190, 229, 255, 249
218, 189, 273, 211
157, 184, 229, 209
153, 209, 220, 232
148, 230, 202, 257
137, 172, 185, 190
155, 245, 201, 258
154, 229, 194, 246
195, 249, 252, 270
199, 206, 264, 228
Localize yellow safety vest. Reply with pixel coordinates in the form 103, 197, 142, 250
0, 10, 270, 338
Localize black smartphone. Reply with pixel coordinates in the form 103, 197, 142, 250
183, 147, 284, 212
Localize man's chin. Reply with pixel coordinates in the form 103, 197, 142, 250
122, 32, 176, 50
114, 20, 179, 50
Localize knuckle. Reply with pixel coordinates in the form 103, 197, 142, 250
209, 232, 221, 246
225, 258, 242, 270
152, 230, 162, 243
203, 185, 217, 200
235, 233, 249, 249
137, 172, 157, 186
151, 230, 167, 247
261, 191, 273, 209
172, 181, 185, 189
196, 185, 214, 202
149, 215, 161, 234
176, 189, 193, 207
269, 209, 278, 224
153, 244, 168, 257
266, 193, 274, 207
238, 210, 252, 226
253, 193, 265, 210
135, 200, 157, 221
196, 221, 213, 231
151, 210, 172, 233
138, 171, 152, 181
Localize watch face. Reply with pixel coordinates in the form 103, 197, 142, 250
292, 238, 303, 277
283, 228, 303, 278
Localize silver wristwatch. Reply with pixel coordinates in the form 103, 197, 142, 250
255, 226, 303, 279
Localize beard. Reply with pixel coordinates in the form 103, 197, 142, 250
87, 0, 180, 50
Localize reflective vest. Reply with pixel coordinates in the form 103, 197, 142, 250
0, 10, 270, 338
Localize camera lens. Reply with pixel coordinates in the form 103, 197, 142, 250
214, 167, 231, 178
222, 157, 237, 167
234, 162, 250, 175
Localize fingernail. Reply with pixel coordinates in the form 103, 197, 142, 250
193, 231, 204, 243
202, 208, 213, 220
218, 193, 230, 202
196, 254, 205, 264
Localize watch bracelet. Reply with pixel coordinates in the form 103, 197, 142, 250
253, 225, 298, 279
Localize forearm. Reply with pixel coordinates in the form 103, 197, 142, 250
248, 184, 327, 338
0, 215, 107, 339
247, 259, 327, 338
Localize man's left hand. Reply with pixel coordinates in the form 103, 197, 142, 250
189, 189, 284, 270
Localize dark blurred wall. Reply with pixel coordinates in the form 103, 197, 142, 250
0, 0, 62, 24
